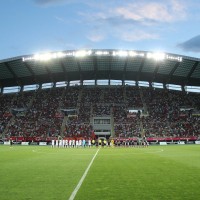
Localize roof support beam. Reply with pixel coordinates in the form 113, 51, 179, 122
137, 57, 145, 82
108, 56, 112, 86
166, 61, 180, 84
185, 61, 199, 85
76, 59, 83, 85
44, 65, 54, 83
4, 62, 21, 86
93, 56, 98, 82
23, 62, 38, 84
122, 57, 128, 85
60, 60, 69, 82
151, 62, 161, 83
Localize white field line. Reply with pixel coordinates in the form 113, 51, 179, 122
68, 148, 100, 200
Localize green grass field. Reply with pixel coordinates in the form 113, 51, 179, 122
0, 145, 200, 200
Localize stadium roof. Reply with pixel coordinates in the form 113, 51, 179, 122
0, 49, 200, 88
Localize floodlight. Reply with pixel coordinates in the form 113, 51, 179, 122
33, 53, 52, 61
129, 51, 137, 57
147, 52, 165, 61
23, 51, 71, 62
113, 51, 128, 57
129, 51, 145, 57
56, 52, 66, 58
43, 53, 52, 61
166, 55, 182, 62
95, 51, 109, 55
118, 51, 128, 57
74, 50, 92, 57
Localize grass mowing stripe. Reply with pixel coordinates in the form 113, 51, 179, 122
68, 148, 100, 200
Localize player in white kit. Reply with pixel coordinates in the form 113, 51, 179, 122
63, 139, 66, 148
72, 139, 75, 148
88, 139, 91, 148
69, 139, 72, 148
59, 139, 62, 148
51, 139, 55, 148
65, 139, 69, 148
55, 140, 58, 148
76, 140, 79, 148
79, 139, 82, 148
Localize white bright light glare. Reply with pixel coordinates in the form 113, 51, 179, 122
113, 51, 128, 57
129, 51, 137, 57
74, 50, 92, 57
95, 51, 109, 55
56, 52, 65, 58
129, 51, 145, 57
33, 53, 54, 61
147, 52, 165, 61
32, 52, 66, 61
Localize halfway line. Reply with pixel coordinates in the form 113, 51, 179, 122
68, 148, 100, 200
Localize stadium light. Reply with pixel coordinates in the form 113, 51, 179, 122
129, 51, 145, 57
22, 50, 183, 62
95, 51, 109, 56
33, 53, 52, 61
56, 52, 66, 58
113, 51, 128, 57
166, 55, 182, 62
74, 50, 92, 57
147, 52, 165, 61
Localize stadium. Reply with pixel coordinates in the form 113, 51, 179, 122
0, 49, 200, 200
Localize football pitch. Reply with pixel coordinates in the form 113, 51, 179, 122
0, 145, 200, 200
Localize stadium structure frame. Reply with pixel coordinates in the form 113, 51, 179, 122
0, 49, 200, 90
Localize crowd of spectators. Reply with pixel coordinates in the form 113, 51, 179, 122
63, 117, 93, 138
4, 88, 64, 139
0, 86, 200, 140
0, 94, 14, 138
141, 88, 200, 137
126, 86, 143, 108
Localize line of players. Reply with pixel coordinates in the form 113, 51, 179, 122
51, 138, 90, 148
114, 138, 148, 147
51, 137, 148, 148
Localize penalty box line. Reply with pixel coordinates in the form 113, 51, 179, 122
68, 148, 100, 200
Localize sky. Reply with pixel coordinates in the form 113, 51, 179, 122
1, 0, 200, 60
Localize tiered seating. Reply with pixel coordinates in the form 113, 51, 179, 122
63, 116, 93, 137
0, 94, 15, 138
1, 85, 200, 140
6, 88, 64, 139
111, 86, 143, 138
126, 86, 143, 108
142, 88, 200, 137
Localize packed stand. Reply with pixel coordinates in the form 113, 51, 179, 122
5, 88, 64, 139
0, 94, 15, 138
142, 88, 200, 137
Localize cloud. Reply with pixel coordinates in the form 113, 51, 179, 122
120, 30, 159, 42
55, 16, 65, 22
34, 0, 63, 4
87, 32, 106, 42
177, 35, 200, 52
77, 0, 188, 43
114, 0, 187, 23
33, 0, 73, 6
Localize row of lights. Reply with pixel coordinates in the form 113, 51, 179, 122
22, 50, 182, 62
